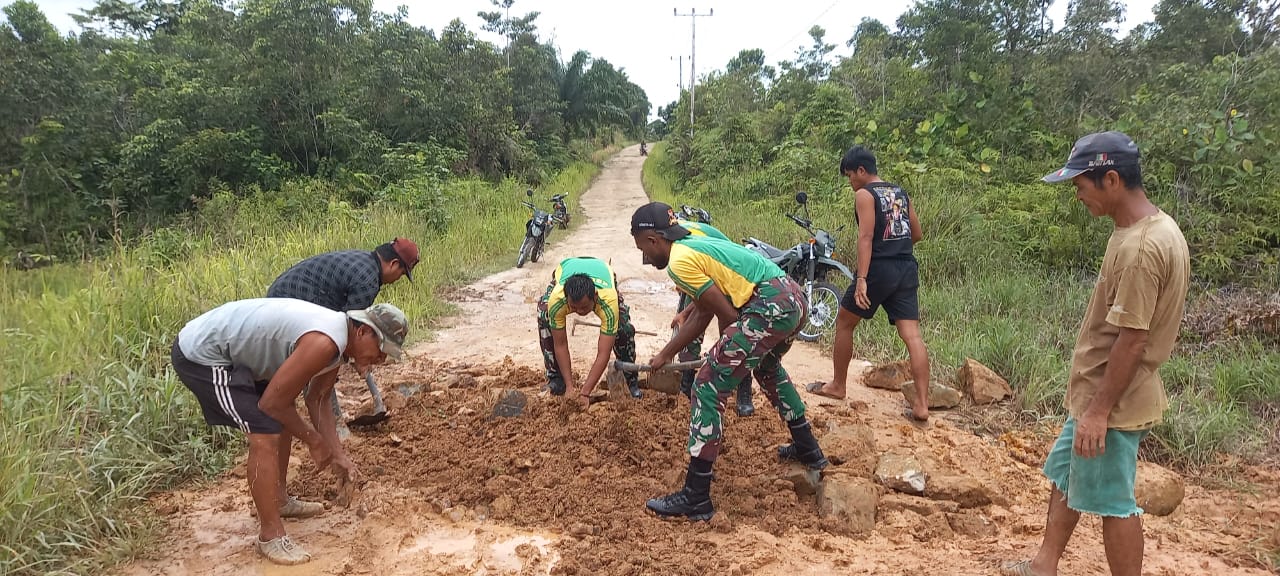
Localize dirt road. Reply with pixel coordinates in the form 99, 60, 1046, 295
120, 147, 1279, 576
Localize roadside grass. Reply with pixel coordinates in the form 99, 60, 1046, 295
643, 142, 1280, 470
0, 160, 601, 575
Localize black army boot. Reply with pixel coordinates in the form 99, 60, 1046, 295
735, 377, 755, 417
646, 457, 715, 521
627, 373, 642, 399
546, 376, 566, 396
776, 417, 829, 471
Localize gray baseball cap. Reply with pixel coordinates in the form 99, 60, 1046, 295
347, 303, 409, 361
1042, 131, 1141, 183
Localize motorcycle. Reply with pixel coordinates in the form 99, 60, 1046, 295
516, 189, 557, 268
743, 191, 855, 342
678, 204, 712, 224
640, 142, 648, 156
550, 193, 570, 230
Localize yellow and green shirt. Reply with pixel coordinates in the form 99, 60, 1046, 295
668, 236, 785, 309
546, 257, 621, 335
677, 220, 731, 242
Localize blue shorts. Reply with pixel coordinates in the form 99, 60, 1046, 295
1043, 417, 1149, 517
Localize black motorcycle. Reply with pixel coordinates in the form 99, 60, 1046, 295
516, 189, 556, 268
550, 193, 570, 230
678, 204, 712, 224
743, 192, 855, 342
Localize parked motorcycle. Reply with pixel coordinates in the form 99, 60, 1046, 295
678, 204, 712, 224
640, 142, 648, 156
743, 191, 855, 342
550, 193, 570, 229
516, 189, 556, 268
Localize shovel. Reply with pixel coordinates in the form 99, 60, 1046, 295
347, 372, 390, 427
604, 359, 704, 400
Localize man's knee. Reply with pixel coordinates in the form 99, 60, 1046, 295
836, 307, 861, 330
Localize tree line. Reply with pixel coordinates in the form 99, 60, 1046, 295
0, 0, 650, 257
653, 0, 1279, 285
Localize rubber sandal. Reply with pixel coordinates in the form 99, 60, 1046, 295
998, 560, 1040, 576
805, 381, 845, 400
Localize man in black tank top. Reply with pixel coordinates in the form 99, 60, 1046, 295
807, 146, 932, 423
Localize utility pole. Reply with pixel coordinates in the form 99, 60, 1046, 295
674, 7, 712, 131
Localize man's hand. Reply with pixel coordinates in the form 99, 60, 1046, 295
576, 393, 591, 410
308, 438, 333, 473
332, 452, 359, 483
854, 278, 871, 310
648, 351, 674, 371
1073, 412, 1109, 459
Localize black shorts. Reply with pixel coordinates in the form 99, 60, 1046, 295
171, 340, 282, 434
841, 259, 920, 324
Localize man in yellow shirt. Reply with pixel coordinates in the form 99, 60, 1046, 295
537, 257, 639, 406
1002, 132, 1190, 576
632, 202, 826, 521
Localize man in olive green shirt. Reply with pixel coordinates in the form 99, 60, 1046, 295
1003, 132, 1190, 576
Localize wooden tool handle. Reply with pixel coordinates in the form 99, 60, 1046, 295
613, 359, 704, 372
576, 319, 659, 337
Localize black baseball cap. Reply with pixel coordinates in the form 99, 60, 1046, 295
1042, 131, 1141, 183
630, 202, 690, 240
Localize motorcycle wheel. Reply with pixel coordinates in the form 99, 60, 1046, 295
516, 236, 533, 268
558, 211, 569, 229
531, 237, 545, 263
798, 281, 841, 342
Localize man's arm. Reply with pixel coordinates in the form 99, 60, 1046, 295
907, 202, 923, 243
1075, 326, 1149, 458
855, 188, 875, 278
303, 369, 352, 470
578, 333, 618, 397
259, 332, 339, 446
652, 285, 738, 368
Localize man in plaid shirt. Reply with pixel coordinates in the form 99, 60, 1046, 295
268, 238, 419, 427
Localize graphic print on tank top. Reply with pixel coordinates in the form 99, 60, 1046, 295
871, 184, 911, 241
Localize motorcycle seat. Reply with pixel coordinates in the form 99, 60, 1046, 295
745, 238, 785, 259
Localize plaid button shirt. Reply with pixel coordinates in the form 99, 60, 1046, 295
267, 250, 382, 312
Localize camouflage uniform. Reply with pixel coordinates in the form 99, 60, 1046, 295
537, 282, 638, 387
687, 276, 807, 461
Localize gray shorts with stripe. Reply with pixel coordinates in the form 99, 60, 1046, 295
171, 340, 282, 434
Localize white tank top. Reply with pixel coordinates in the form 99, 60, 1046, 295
178, 298, 348, 381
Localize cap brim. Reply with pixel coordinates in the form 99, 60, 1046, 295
403, 267, 414, 282
380, 339, 405, 362
658, 225, 691, 241
1042, 167, 1085, 183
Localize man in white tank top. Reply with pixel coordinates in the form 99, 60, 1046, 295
172, 299, 408, 565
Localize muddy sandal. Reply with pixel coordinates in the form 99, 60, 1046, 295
805, 381, 845, 400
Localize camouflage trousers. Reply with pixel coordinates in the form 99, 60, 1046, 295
687, 277, 808, 461
676, 293, 754, 393
537, 283, 637, 386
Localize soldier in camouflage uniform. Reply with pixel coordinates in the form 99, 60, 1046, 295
671, 218, 755, 417
537, 257, 639, 406
631, 202, 827, 521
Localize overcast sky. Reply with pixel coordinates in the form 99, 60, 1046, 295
23, 0, 1157, 112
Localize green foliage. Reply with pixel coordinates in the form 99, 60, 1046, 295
0, 0, 649, 257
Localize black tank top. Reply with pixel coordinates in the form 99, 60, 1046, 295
855, 182, 915, 261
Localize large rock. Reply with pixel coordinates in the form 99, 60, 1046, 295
900, 381, 962, 409
875, 453, 928, 495
821, 421, 877, 477
863, 360, 912, 390
490, 389, 527, 418
780, 463, 822, 497
925, 475, 993, 508
817, 474, 880, 535
1134, 461, 1185, 516
947, 511, 999, 537
957, 359, 1012, 404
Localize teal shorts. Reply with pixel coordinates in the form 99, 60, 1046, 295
1042, 417, 1150, 518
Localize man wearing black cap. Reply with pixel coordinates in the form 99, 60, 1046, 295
1002, 132, 1190, 576
268, 238, 419, 429
631, 202, 827, 521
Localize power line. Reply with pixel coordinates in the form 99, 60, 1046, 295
765, 0, 840, 59
674, 7, 714, 133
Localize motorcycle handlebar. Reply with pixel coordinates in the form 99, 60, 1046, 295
521, 201, 537, 210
